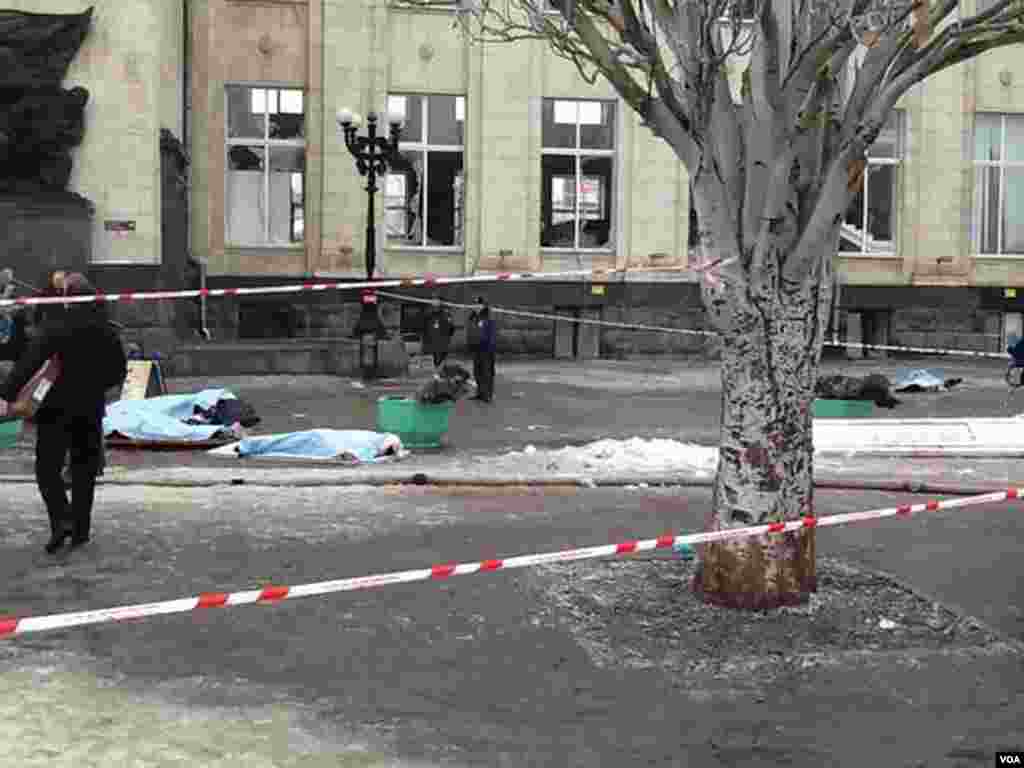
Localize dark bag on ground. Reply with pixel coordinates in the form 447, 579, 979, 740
417, 363, 473, 404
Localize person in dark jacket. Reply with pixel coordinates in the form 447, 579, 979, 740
0, 273, 127, 554
1009, 335, 1024, 367
33, 269, 67, 330
0, 269, 29, 364
469, 297, 497, 402
423, 297, 455, 368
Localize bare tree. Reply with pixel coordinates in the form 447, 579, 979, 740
445, 0, 1024, 608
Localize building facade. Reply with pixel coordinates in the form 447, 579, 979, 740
7, 0, 1024, 362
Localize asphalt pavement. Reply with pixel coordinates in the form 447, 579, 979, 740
1, 355, 1023, 765
0, 483, 1021, 766
2, 354, 1022, 481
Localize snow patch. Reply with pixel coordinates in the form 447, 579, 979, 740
501, 437, 719, 477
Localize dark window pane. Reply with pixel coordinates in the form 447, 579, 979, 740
542, 100, 577, 148
541, 154, 577, 246
270, 89, 304, 140
425, 151, 465, 246
840, 172, 866, 252
580, 155, 613, 247
579, 101, 615, 150
428, 96, 465, 145
865, 164, 895, 251
227, 85, 264, 139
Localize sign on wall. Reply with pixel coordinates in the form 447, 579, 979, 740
119, 360, 164, 400
104, 220, 136, 240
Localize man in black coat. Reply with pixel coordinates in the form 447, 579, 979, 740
468, 297, 497, 403
422, 297, 454, 368
0, 273, 127, 554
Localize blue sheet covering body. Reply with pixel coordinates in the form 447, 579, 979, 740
104, 389, 237, 442
233, 430, 400, 462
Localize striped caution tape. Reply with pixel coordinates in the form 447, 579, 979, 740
379, 291, 1012, 360
0, 265, 695, 309
0, 488, 1018, 639
1, 263, 1011, 360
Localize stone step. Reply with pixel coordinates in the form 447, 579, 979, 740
171, 339, 409, 378
814, 417, 1024, 456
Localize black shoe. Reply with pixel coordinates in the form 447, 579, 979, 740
44, 527, 72, 555
69, 535, 90, 551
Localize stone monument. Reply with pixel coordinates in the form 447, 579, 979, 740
0, 7, 95, 286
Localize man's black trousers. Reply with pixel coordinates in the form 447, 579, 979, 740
473, 350, 496, 401
35, 415, 102, 540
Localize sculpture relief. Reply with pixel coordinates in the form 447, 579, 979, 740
0, 7, 94, 201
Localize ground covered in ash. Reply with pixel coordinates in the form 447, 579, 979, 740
526, 555, 1007, 692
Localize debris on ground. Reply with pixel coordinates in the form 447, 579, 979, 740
814, 373, 901, 408
186, 394, 260, 427
527, 556, 1003, 685
416, 362, 475, 405
503, 437, 719, 477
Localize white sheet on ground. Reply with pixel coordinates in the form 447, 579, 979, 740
209, 429, 404, 463
891, 369, 945, 392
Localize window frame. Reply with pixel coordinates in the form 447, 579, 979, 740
840, 110, 904, 257
973, 112, 1024, 258
384, 93, 466, 251
540, 97, 617, 253
224, 82, 306, 248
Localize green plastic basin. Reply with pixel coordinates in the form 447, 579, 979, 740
376, 397, 455, 449
812, 399, 874, 418
0, 417, 24, 449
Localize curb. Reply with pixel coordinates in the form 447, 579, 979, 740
0, 471, 1019, 496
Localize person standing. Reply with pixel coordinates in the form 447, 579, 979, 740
0, 273, 127, 554
423, 297, 455, 368
0, 269, 29, 364
469, 297, 497, 402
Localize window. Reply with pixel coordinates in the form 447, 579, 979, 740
384, 94, 465, 249
541, 99, 616, 250
973, 113, 1024, 256
840, 110, 902, 255
719, 0, 756, 20
225, 85, 305, 246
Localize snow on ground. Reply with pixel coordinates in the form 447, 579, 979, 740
493, 437, 720, 478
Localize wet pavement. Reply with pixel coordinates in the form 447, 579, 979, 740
2, 354, 1020, 479
0, 483, 1022, 766
1, 355, 1023, 765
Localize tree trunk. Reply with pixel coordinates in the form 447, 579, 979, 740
693, 276, 829, 610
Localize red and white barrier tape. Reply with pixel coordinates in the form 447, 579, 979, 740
2, 265, 1010, 360
0, 266, 680, 309
375, 291, 713, 337
1, 488, 1018, 639
379, 291, 1012, 359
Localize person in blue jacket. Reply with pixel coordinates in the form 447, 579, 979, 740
469, 297, 497, 402
1009, 334, 1024, 367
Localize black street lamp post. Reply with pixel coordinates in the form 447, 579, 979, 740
336, 108, 403, 378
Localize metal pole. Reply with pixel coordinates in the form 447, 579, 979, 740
365, 115, 378, 280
